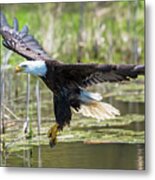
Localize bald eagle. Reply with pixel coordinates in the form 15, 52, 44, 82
0, 12, 145, 147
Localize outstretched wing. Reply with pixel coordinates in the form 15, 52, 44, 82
0, 12, 51, 61
57, 63, 145, 88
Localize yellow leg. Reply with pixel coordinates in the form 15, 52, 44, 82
47, 123, 60, 148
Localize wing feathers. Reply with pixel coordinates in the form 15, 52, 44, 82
20, 26, 29, 38
13, 18, 18, 31
0, 12, 51, 61
82, 64, 144, 87
0, 12, 9, 28
59, 64, 144, 88
0, 12, 145, 88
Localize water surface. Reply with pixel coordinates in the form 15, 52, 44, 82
2, 142, 144, 170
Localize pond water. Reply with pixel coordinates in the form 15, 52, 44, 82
0, 76, 145, 170
1, 142, 144, 170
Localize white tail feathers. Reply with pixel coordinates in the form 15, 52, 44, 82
76, 90, 120, 121
78, 101, 120, 121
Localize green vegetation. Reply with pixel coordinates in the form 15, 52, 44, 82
0, 2, 145, 154
1, 1, 144, 64
1, 113, 144, 153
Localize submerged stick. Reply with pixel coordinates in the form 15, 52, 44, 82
2, 103, 20, 120
5, 133, 27, 149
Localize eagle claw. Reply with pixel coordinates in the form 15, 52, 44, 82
48, 123, 60, 148
49, 139, 56, 148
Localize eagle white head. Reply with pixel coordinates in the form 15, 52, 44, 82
15, 60, 47, 77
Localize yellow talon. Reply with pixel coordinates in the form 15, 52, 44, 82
48, 123, 60, 148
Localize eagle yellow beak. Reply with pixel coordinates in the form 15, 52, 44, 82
15, 65, 23, 73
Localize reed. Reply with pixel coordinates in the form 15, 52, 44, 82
23, 74, 30, 134
36, 80, 41, 135
0, 50, 12, 134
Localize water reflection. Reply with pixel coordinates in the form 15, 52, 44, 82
105, 97, 145, 115
3, 142, 144, 170
136, 144, 145, 170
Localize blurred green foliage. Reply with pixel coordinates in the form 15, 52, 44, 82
1, 1, 144, 65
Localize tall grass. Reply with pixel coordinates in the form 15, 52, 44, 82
1, 1, 144, 64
